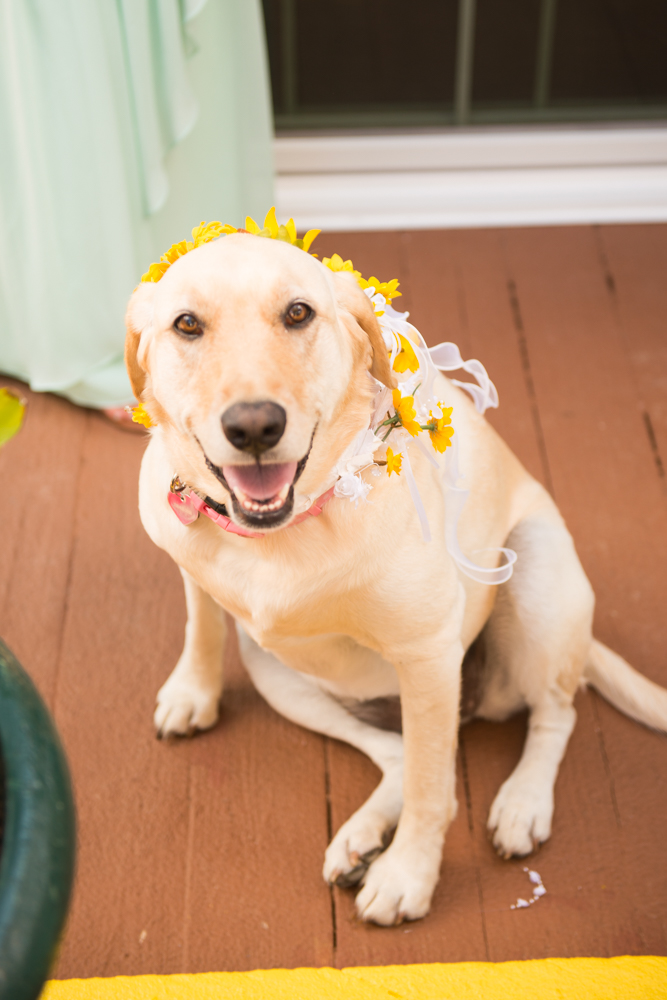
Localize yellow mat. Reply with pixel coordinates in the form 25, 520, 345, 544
44, 956, 667, 999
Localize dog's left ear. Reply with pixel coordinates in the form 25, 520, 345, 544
124, 282, 157, 399
331, 270, 397, 389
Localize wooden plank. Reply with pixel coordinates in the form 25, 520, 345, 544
399, 230, 473, 360
403, 228, 549, 488
583, 223, 667, 953
0, 384, 86, 707
52, 415, 193, 977
596, 224, 667, 477
502, 225, 667, 684
501, 224, 667, 955
184, 625, 335, 972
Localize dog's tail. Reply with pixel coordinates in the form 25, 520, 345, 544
584, 639, 667, 732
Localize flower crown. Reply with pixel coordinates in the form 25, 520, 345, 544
133, 209, 453, 473
140, 208, 320, 284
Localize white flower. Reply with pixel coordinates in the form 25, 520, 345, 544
364, 287, 387, 315
334, 472, 372, 506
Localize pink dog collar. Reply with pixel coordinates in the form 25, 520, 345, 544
168, 480, 335, 538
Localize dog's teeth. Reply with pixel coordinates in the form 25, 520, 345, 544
236, 482, 291, 517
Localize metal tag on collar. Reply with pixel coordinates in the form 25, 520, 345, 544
168, 475, 200, 525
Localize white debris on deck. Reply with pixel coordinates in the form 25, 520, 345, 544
511, 868, 547, 909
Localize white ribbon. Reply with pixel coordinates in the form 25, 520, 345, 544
397, 434, 431, 544
427, 342, 498, 415
325, 290, 516, 584
443, 482, 517, 585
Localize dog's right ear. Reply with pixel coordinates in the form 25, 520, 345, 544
124, 282, 156, 400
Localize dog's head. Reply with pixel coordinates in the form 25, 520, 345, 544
125, 234, 395, 531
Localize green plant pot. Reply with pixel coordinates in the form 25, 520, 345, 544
0, 640, 76, 999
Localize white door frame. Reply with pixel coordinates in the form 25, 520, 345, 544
275, 125, 667, 231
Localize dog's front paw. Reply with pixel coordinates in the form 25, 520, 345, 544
354, 843, 440, 926
488, 776, 553, 858
323, 811, 391, 889
154, 672, 220, 737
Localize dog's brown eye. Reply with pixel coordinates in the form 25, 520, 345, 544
285, 302, 312, 326
174, 313, 202, 337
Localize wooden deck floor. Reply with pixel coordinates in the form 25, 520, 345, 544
1, 225, 666, 978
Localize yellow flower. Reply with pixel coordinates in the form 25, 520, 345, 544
386, 446, 402, 476
392, 334, 420, 374
162, 240, 191, 265
243, 208, 320, 252
142, 261, 170, 283
322, 257, 402, 306
322, 253, 362, 279
359, 276, 402, 303
321, 255, 402, 318
142, 221, 226, 282
391, 389, 421, 437
0, 387, 25, 447
130, 403, 154, 429
141, 211, 320, 283
191, 220, 228, 247
427, 404, 454, 453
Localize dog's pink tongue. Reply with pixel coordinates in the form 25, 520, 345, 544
223, 462, 297, 500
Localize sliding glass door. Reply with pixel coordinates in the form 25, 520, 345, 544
261, 0, 667, 130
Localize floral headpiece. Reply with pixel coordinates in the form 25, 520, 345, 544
140, 208, 319, 284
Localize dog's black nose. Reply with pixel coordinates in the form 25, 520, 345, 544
221, 401, 287, 455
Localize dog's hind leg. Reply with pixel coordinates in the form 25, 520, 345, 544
236, 624, 403, 887
480, 506, 595, 857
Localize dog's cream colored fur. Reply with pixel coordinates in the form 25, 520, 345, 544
126, 234, 667, 926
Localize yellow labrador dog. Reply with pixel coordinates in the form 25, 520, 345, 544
126, 231, 667, 926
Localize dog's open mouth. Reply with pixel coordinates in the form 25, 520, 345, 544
224, 461, 298, 525
203, 434, 314, 530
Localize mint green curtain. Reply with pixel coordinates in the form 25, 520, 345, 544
0, 0, 274, 407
